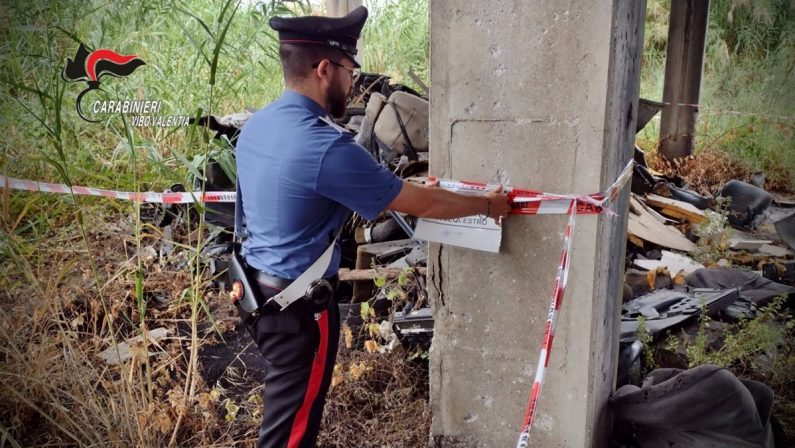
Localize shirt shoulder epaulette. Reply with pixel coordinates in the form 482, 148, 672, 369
318, 116, 352, 135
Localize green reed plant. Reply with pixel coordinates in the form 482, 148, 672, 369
638, 0, 795, 188
362, 0, 429, 91
0, 0, 306, 445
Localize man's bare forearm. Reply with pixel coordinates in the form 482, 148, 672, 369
387, 180, 512, 221
415, 186, 488, 219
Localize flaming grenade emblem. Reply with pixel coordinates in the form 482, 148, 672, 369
61, 44, 145, 122
229, 280, 244, 304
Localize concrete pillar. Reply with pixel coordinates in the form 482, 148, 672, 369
325, 0, 362, 17
659, 0, 710, 161
325, 0, 364, 64
427, 1, 645, 447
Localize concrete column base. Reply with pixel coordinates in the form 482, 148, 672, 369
428, 1, 646, 446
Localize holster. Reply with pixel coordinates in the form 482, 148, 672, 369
228, 245, 337, 324
228, 244, 270, 323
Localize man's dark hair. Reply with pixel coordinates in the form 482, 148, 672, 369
278, 43, 345, 83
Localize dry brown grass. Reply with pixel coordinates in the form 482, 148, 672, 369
646, 148, 793, 195
0, 204, 432, 447
319, 348, 431, 448
0, 207, 230, 446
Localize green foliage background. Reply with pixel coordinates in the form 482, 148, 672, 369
639, 0, 795, 185
1, 0, 791, 200
0, 0, 429, 198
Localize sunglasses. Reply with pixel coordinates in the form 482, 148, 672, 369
312, 60, 360, 82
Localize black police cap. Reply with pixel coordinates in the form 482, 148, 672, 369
269, 6, 368, 67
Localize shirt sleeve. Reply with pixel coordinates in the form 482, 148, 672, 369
315, 135, 404, 221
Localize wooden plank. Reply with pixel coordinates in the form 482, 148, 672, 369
634, 250, 704, 276
339, 267, 427, 282
644, 194, 705, 224
759, 244, 792, 258
645, 202, 673, 224
628, 195, 696, 252
728, 239, 773, 250
770, 192, 795, 207
628, 234, 645, 247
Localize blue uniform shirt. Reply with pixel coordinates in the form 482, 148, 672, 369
236, 90, 403, 279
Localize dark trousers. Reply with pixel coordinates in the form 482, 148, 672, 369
244, 281, 340, 448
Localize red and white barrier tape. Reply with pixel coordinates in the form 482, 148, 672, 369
1, 175, 235, 203
3, 160, 635, 446
429, 161, 635, 446
435, 157, 634, 216
516, 206, 576, 448
514, 159, 634, 447
3, 160, 634, 212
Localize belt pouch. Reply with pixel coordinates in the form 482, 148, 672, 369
228, 244, 265, 319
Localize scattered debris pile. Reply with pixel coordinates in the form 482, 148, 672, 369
614, 102, 795, 446
182, 91, 794, 445
621, 145, 794, 348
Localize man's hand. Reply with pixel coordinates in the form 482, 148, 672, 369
485, 185, 512, 224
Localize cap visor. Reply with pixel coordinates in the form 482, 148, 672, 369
341, 50, 361, 68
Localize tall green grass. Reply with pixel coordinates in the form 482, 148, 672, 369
362, 0, 429, 91
1, 0, 291, 192
0, 0, 429, 445
638, 0, 795, 188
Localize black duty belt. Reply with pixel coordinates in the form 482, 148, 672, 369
231, 179, 344, 317
253, 270, 293, 291
252, 270, 339, 291
248, 267, 339, 314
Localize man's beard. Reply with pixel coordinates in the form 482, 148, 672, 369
327, 81, 349, 119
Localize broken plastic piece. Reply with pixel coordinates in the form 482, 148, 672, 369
686, 267, 795, 305
774, 211, 795, 251
718, 180, 773, 228
393, 307, 433, 350
620, 288, 740, 342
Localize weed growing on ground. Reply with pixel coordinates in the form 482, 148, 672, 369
636, 315, 656, 376
320, 347, 431, 448
356, 265, 417, 353
680, 295, 792, 370
692, 200, 732, 264
664, 295, 795, 443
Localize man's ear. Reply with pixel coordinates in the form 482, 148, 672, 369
315, 59, 332, 81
